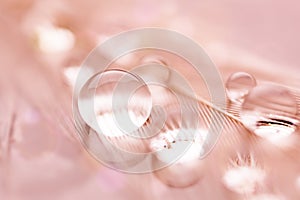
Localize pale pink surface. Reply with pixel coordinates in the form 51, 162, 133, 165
0, 1, 300, 200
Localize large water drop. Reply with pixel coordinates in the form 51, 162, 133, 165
240, 84, 298, 140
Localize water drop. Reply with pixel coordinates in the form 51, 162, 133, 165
79, 70, 153, 153
140, 55, 168, 66
150, 129, 207, 188
240, 84, 298, 140
226, 72, 257, 103
90, 70, 152, 133
135, 55, 170, 93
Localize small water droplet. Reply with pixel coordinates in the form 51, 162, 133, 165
240, 84, 298, 140
140, 55, 168, 66
226, 72, 257, 103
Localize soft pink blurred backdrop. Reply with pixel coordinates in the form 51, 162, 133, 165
1, 1, 300, 200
